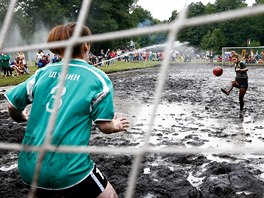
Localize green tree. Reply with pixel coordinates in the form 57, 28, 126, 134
21, 0, 81, 29
215, 0, 247, 12
200, 28, 227, 53
178, 2, 208, 46
0, 0, 9, 23
204, 3, 217, 14
200, 30, 212, 50
168, 10, 178, 22
249, 40, 261, 47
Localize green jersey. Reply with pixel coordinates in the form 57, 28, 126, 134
1, 54, 10, 68
5, 59, 115, 189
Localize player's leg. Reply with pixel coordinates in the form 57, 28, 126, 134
221, 80, 238, 95
239, 87, 247, 112
97, 182, 118, 198
61, 164, 116, 198
36, 164, 116, 198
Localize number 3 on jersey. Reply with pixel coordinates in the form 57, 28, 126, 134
46, 86, 66, 113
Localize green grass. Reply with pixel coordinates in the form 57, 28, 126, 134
0, 61, 159, 87
99, 60, 160, 73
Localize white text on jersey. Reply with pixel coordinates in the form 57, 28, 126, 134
48, 71, 80, 81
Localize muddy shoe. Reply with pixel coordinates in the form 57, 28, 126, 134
239, 111, 244, 118
221, 88, 229, 95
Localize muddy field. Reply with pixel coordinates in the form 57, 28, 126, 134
1, 62, 264, 198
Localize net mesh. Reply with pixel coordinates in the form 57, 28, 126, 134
1, 0, 264, 197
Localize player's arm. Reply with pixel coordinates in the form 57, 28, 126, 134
96, 114, 129, 134
236, 62, 248, 72
240, 67, 248, 72
7, 102, 29, 123
236, 66, 248, 72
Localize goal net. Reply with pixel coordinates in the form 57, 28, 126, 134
1, 1, 264, 198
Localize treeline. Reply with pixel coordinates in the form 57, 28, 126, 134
0, 0, 263, 54
174, 0, 264, 53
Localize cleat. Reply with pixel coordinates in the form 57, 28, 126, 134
221, 88, 229, 95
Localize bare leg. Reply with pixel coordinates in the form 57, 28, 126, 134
97, 182, 118, 198
221, 80, 238, 95
239, 88, 247, 111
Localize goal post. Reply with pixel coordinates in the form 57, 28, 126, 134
222, 46, 264, 66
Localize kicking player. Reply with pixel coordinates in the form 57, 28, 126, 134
221, 52, 248, 116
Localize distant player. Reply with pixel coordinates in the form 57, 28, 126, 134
221, 52, 248, 116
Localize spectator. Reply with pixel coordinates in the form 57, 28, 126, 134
105, 49, 111, 66
1, 52, 11, 77
38, 55, 49, 68
35, 49, 44, 66
98, 49, 105, 67
124, 49, 129, 62
0, 53, 3, 76
14, 57, 25, 75
116, 49, 122, 61
18, 53, 29, 74
110, 50, 116, 64
52, 54, 62, 63
10, 60, 19, 77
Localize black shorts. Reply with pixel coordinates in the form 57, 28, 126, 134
235, 78, 248, 89
35, 164, 108, 198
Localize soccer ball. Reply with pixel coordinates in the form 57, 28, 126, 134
213, 66, 223, 77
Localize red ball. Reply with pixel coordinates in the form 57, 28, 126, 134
213, 66, 223, 77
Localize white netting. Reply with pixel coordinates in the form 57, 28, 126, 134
1, 0, 264, 197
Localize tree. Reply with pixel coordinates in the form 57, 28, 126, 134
200, 28, 227, 54
215, 0, 247, 12
187, 2, 206, 18
168, 10, 178, 22
21, 0, 83, 28
0, 0, 9, 23
204, 3, 217, 14
178, 2, 208, 46
200, 30, 212, 50
249, 40, 261, 47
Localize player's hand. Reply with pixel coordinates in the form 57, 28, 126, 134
236, 68, 241, 72
112, 113, 129, 132
21, 109, 30, 121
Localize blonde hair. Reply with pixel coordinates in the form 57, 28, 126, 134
231, 52, 239, 59
47, 23, 92, 57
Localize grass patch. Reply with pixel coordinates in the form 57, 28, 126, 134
0, 61, 159, 87
99, 60, 159, 73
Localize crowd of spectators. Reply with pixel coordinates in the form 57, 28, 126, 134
1, 47, 191, 78
88, 48, 165, 67
35, 49, 62, 68
241, 50, 264, 64
221, 50, 264, 65
0, 52, 29, 77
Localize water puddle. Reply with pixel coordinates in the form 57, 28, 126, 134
114, 97, 264, 180
114, 97, 264, 150
0, 163, 17, 171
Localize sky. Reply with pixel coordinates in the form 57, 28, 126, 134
137, 0, 256, 21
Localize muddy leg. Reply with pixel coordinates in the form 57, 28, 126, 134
239, 88, 247, 111
221, 81, 237, 95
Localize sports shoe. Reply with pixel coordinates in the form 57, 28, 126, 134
221, 88, 229, 95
